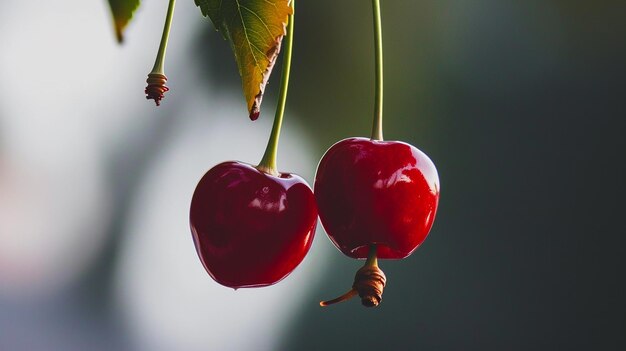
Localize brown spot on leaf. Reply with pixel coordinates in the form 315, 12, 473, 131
250, 33, 284, 120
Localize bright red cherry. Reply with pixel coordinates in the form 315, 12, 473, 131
315, 137, 439, 258
190, 161, 317, 289
315, 137, 439, 306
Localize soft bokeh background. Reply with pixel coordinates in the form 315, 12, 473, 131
0, 0, 624, 350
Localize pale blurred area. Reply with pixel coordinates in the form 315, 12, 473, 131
1, 0, 625, 350
0, 1, 328, 350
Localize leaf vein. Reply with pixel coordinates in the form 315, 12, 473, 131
235, 0, 262, 73
239, 4, 273, 37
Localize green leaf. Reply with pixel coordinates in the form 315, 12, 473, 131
195, 0, 293, 120
108, 0, 141, 43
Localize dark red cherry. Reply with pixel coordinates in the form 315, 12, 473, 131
315, 137, 440, 260
190, 161, 317, 289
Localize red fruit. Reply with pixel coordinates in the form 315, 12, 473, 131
315, 137, 440, 259
315, 137, 439, 307
190, 161, 317, 289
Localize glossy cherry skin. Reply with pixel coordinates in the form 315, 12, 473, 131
190, 161, 317, 288
314, 137, 439, 259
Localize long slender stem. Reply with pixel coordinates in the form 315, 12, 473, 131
151, 0, 177, 74
370, 0, 384, 141
257, 0, 295, 175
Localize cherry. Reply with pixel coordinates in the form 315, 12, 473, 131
315, 0, 439, 308
189, 3, 313, 289
190, 161, 317, 288
315, 138, 439, 306
315, 137, 439, 259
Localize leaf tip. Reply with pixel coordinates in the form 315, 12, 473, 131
108, 0, 140, 44
115, 28, 124, 44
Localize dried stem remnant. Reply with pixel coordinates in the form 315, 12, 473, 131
320, 244, 386, 308
145, 73, 169, 106
353, 263, 386, 307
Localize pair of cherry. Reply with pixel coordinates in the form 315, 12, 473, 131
189, 136, 439, 307
189, 0, 439, 307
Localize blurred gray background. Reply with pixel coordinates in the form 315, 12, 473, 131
0, 0, 624, 350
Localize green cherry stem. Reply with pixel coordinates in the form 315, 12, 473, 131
257, 0, 296, 176
145, 0, 177, 106
365, 243, 379, 268
152, 0, 176, 75
370, 0, 384, 141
